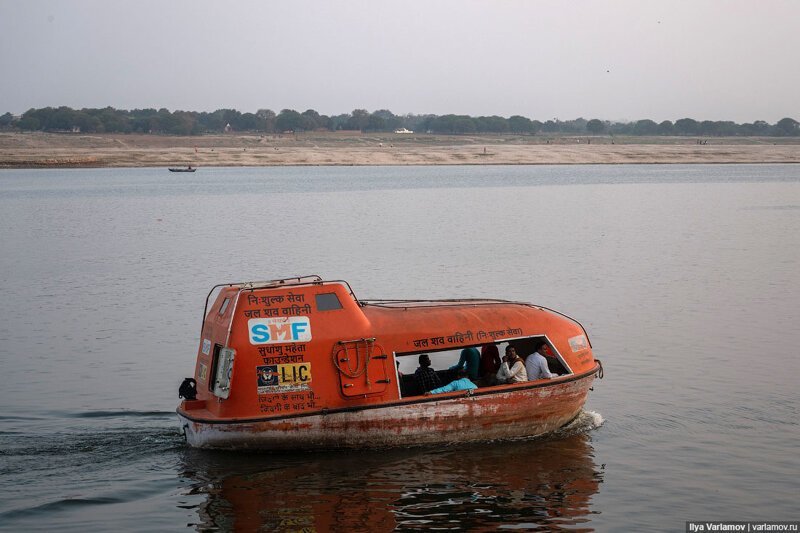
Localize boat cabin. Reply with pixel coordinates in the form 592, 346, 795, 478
183, 276, 596, 424
395, 338, 572, 397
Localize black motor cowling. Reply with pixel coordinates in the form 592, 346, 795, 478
178, 378, 197, 400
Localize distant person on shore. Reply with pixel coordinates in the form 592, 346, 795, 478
526, 342, 557, 380
414, 353, 442, 393
425, 368, 477, 395
496, 346, 528, 384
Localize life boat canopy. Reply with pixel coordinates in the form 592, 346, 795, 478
177, 276, 601, 449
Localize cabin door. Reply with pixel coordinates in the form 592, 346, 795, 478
211, 346, 235, 399
333, 338, 390, 398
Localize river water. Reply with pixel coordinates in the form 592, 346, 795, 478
0, 164, 798, 531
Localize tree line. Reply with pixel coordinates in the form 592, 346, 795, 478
1, 106, 798, 137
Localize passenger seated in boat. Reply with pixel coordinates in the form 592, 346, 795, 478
525, 342, 558, 380
425, 368, 477, 395
479, 344, 501, 386
449, 347, 480, 381
496, 346, 528, 384
414, 353, 442, 393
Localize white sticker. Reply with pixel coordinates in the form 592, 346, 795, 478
569, 335, 589, 352
202, 338, 212, 355
248, 317, 312, 345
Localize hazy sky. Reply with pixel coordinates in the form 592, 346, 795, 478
1, 0, 798, 123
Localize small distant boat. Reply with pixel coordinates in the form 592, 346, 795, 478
168, 166, 196, 172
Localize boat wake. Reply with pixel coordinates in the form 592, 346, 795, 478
67, 409, 175, 419
472, 409, 604, 448
552, 409, 605, 438
0, 419, 190, 529
0, 410, 184, 481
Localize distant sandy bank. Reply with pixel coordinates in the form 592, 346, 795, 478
1, 132, 798, 168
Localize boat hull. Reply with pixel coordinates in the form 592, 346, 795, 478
178, 370, 596, 450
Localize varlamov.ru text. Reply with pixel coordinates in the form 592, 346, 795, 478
688, 523, 798, 532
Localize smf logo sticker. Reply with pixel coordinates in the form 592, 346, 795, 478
248, 317, 312, 345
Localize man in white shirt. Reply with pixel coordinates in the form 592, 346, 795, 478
525, 343, 556, 380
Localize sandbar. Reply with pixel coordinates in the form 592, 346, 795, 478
1, 131, 798, 168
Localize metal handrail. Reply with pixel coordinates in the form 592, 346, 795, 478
200, 276, 361, 337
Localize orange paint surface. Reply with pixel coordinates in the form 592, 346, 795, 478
177, 277, 601, 449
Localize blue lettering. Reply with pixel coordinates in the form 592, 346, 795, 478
291, 322, 308, 339
251, 324, 271, 343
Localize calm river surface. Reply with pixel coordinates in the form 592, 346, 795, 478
1, 164, 798, 531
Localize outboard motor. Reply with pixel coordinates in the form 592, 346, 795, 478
178, 378, 197, 400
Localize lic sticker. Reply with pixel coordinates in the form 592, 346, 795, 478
257, 363, 312, 394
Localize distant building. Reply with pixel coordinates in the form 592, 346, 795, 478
394, 128, 413, 134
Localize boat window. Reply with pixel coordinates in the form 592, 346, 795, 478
394, 337, 573, 398
395, 349, 471, 398
315, 292, 343, 311
218, 297, 230, 316
506, 337, 571, 376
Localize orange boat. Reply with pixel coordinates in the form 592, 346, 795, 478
176, 276, 603, 450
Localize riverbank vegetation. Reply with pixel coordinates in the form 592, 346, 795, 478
1, 107, 798, 138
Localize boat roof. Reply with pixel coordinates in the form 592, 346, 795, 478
361, 298, 534, 309
214, 276, 537, 309
207, 275, 586, 321
203, 275, 588, 348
